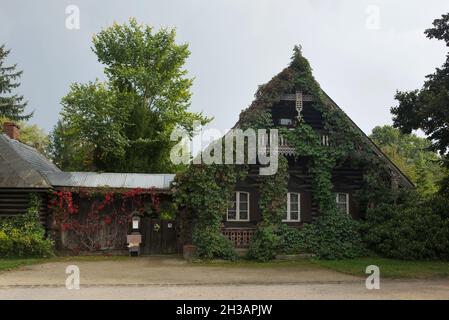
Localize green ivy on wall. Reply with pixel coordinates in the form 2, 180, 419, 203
174, 46, 393, 260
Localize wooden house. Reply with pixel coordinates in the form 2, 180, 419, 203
221, 50, 414, 248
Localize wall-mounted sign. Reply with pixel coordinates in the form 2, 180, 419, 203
132, 216, 140, 230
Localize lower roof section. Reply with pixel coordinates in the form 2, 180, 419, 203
45, 172, 175, 190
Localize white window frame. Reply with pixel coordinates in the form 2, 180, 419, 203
321, 134, 329, 146
283, 192, 301, 222
227, 191, 250, 222
336, 193, 349, 215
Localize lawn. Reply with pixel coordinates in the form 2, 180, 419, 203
0, 258, 48, 271
313, 257, 449, 279
0, 255, 128, 272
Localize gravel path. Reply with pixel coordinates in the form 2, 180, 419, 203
2, 281, 449, 300
1, 256, 449, 299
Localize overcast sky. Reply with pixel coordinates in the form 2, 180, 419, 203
1, 0, 448, 134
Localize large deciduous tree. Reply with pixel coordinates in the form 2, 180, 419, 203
391, 13, 449, 192
51, 19, 210, 172
0, 44, 32, 121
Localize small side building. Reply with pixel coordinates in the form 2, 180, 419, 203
0, 122, 61, 228
0, 122, 177, 254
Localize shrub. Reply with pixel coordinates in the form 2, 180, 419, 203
0, 194, 54, 258
302, 210, 366, 260
363, 193, 449, 260
247, 211, 365, 261
192, 226, 237, 260
0, 230, 13, 256
276, 224, 307, 255
247, 224, 280, 261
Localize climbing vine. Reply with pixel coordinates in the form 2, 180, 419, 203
174, 46, 394, 260
49, 188, 160, 252
173, 164, 246, 260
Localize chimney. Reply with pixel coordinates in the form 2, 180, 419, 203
3, 122, 20, 140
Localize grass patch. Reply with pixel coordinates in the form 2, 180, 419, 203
194, 257, 449, 279
0, 258, 49, 271
193, 258, 319, 269
0, 255, 129, 272
312, 257, 449, 279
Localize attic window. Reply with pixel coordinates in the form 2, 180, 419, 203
279, 118, 293, 126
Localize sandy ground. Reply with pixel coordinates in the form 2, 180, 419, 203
1, 256, 449, 299
2, 281, 449, 300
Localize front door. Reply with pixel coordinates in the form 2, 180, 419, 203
141, 218, 177, 254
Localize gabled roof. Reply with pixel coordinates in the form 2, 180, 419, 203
0, 134, 61, 188
234, 47, 414, 188
321, 93, 414, 188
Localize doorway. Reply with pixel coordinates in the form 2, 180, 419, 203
140, 218, 177, 254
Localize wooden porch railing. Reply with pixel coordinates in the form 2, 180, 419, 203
222, 228, 255, 248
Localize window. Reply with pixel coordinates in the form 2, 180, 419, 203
336, 193, 349, 214
279, 135, 287, 146
321, 134, 329, 146
283, 192, 300, 222
227, 191, 250, 221
279, 118, 293, 126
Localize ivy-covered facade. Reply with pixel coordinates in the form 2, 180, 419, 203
0, 47, 415, 260
174, 46, 413, 259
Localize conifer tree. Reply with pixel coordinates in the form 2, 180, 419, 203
0, 44, 32, 121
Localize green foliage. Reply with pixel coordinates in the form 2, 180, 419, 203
173, 164, 244, 259
391, 14, 449, 192
192, 226, 237, 260
301, 210, 366, 260
249, 223, 310, 260
50, 19, 210, 172
259, 156, 289, 224
48, 120, 92, 171
174, 46, 388, 261
370, 125, 444, 195
248, 157, 289, 261
159, 200, 177, 220
0, 195, 54, 258
0, 230, 13, 254
247, 224, 281, 261
248, 49, 367, 260
0, 44, 32, 121
276, 224, 306, 255
59, 81, 129, 170
276, 48, 367, 260
363, 191, 449, 260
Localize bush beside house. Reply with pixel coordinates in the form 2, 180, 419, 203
0, 195, 54, 258
363, 192, 449, 260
